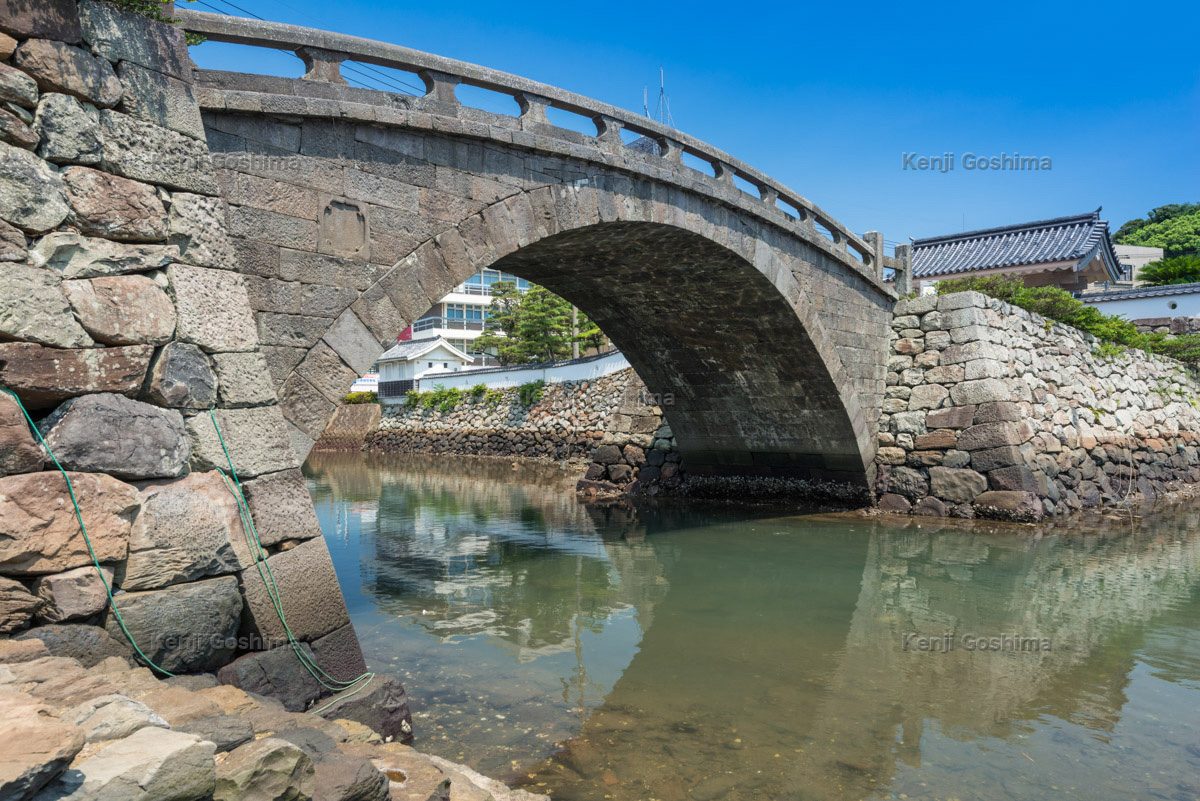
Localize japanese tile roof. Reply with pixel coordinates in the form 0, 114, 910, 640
1080, 282, 1200, 303
378, 337, 472, 362
912, 209, 1120, 279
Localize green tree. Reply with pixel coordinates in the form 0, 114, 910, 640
1114, 203, 1200, 258
474, 281, 526, 365
572, 310, 607, 353
1138, 255, 1200, 286
513, 286, 574, 363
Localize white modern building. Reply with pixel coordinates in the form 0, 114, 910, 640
376, 337, 474, 401
404, 268, 533, 362
1112, 244, 1165, 286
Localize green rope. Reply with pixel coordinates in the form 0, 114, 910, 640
1, 388, 175, 676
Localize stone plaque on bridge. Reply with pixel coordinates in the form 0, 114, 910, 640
318, 197, 370, 262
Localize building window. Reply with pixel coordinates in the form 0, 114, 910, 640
446, 303, 484, 321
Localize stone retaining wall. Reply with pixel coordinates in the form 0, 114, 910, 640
1133, 316, 1200, 335
312, 402, 381, 451
875, 291, 1200, 521
366, 367, 683, 493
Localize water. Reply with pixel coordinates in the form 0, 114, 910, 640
305, 452, 1200, 801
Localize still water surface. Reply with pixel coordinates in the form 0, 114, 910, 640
305, 452, 1200, 801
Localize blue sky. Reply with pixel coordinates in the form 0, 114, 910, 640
189, 0, 1199, 250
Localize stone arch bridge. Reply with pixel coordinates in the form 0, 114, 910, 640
180, 10, 899, 494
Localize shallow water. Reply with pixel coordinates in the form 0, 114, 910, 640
305, 452, 1200, 801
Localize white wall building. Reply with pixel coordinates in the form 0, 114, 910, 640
377, 338, 474, 402
419, 349, 631, 391
1079, 282, 1200, 320
1112, 244, 1165, 285
405, 269, 532, 361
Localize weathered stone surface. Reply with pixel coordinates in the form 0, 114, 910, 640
876, 493, 911, 513
116, 60, 205, 140
913, 429, 956, 450
925, 405, 975, 430
969, 445, 1023, 473
187, 407, 298, 478
972, 490, 1042, 523
0, 61, 38, 108
142, 342, 218, 410
279, 373, 337, 441
100, 109, 219, 194
0, 576, 43, 633
0, 263, 93, 347
0, 0, 82, 42
39, 393, 189, 480
0, 32, 13, 60
240, 538, 350, 644
0, 471, 137, 575
32, 565, 113, 623
12, 38, 121, 107
310, 624, 368, 686
0, 217, 24, 261
294, 341, 358, 405
988, 465, 1039, 492
217, 644, 325, 713
33, 727, 216, 801
30, 231, 178, 278
104, 576, 243, 674
137, 686, 224, 726
315, 674, 414, 744
170, 263, 259, 352
61, 166, 168, 240
886, 466, 928, 501
0, 637, 50, 664
312, 753, 389, 801
0, 105, 37, 148
949, 378, 1009, 406
973, 401, 1024, 424
0, 393, 43, 477
0, 141, 70, 232
212, 352, 277, 407
14, 624, 134, 667
61, 694, 169, 742
957, 422, 1022, 452
168, 192, 236, 268
121, 471, 253, 591
322, 309, 380, 376
908, 383, 948, 410
63, 275, 176, 345
0, 692, 85, 801
214, 738, 314, 801
79, 0, 192, 79
0, 342, 152, 409
176, 714, 255, 754
242, 469, 322, 547
34, 92, 101, 164
928, 466, 988, 505
912, 496, 947, 516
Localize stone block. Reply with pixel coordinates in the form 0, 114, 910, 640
0, 104, 38, 148
925, 405, 975, 430
876, 446, 906, 465
315, 673, 413, 744
949, 378, 1009, 406
0, 141, 70, 233
13, 38, 121, 107
0, 0, 82, 42
322, 308, 382, 375
99, 109, 219, 194
62, 165, 166, 242
937, 291, 986, 311
217, 643, 325, 713
116, 60, 204, 140
886, 465, 928, 501
213, 738, 313, 801
987, 465, 1039, 492
30, 231, 178, 278
295, 341, 359, 405
169, 263, 259, 353
0, 694, 86, 801
928, 466, 988, 504
973, 401, 1023, 424
279, 373, 337, 441
39, 393, 189, 480
0, 342, 153, 409
876, 493, 911, 513
34, 92, 101, 164
175, 715, 254, 754
957, 422, 1022, 452
239, 538, 350, 644
970, 445, 1023, 473
0, 392, 44, 477
79, 0, 191, 79
0, 262, 92, 347
142, 341, 218, 410
212, 352, 277, 408
0, 471, 137, 575
32, 565, 113, 623
972, 490, 1042, 523
891, 411, 927, 435
63, 275, 176, 345
241, 468, 323, 547
104, 576, 243, 674
941, 341, 1009, 366
257, 312, 328, 349
0, 576, 43, 633
0, 61, 38, 109
310, 623, 369, 685
0, 218, 23, 261
168, 192, 236, 268
187, 406, 299, 478
120, 471, 254, 591
914, 429, 957, 450
13, 624, 134, 666
908, 383, 948, 410
61, 694, 169, 743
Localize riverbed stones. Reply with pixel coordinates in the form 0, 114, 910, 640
32, 565, 113, 623
0, 342, 153, 408
12, 38, 121, 108
239, 539, 349, 644
168, 192, 236, 267
213, 738, 314, 801
104, 576, 243, 674
187, 406, 298, 478
0, 471, 137, 575
120, 471, 252, 591
63, 275, 177, 345
30, 231, 179, 278
61, 166, 168, 240
0, 263, 92, 347
217, 644, 325, 713
38, 393, 189, 480
315, 674, 414, 744
241, 469, 322, 546
34, 92, 101, 164
169, 263, 258, 353
0, 393, 43, 476
142, 342, 218, 410
0, 693, 86, 801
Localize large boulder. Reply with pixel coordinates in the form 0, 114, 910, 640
0, 691, 86, 801
0, 262, 91, 347
12, 39, 121, 108
928, 466, 988, 505
0, 393, 43, 476
14, 624, 134, 668
217, 644, 326, 713
99, 109, 218, 194
141, 341, 218, 410
39, 393, 189, 480
103, 576, 243, 674
30, 231, 178, 279
0, 576, 43, 633
0, 471, 138, 575
187, 406, 299, 478
120, 471, 253, 591
169, 263, 258, 353
32, 564, 113, 623
213, 738, 314, 801
31, 727, 216, 801
315, 674, 414, 744
62, 275, 177, 346
33, 92, 101, 164
239, 538, 350, 644
241, 469, 322, 546
0, 342, 153, 409
60, 694, 169, 743
168, 192, 236, 268
61, 166, 167, 241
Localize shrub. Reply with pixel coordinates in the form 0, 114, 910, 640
484, 388, 505, 406
517, 380, 545, 406
343, 391, 378, 405
1138, 255, 1200, 287
404, 390, 422, 408
469, 383, 488, 400
935, 274, 1025, 303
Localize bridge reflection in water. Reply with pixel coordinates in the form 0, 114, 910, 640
305, 453, 1200, 801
